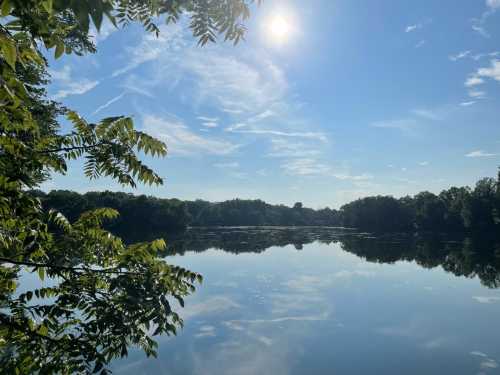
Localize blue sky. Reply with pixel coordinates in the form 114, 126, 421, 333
42, 0, 500, 208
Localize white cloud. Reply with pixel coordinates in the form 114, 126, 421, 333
477, 59, 500, 82
112, 23, 186, 77
487, 0, 500, 9
194, 325, 216, 338
472, 3, 500, 37
281, 158, 331, 176
415, 40, 425, 48
449, 50, 471, 61
201, 122, 219, 128
333, 173, 373, 181
468, 90, 486, 99
214, 162, 239, 168
89, 20, 118, 44
418, 161, 429, 166
280, 158, 371, 181
465, 75, 485, 87
460, 101, 476, 106
113, 18, 327, 167
412, 109, 441, 121
267, 138, 321, 158
465, 150, 497, 158
92, 92, 126, 115
405, 23, 421, 33
371, 119, 417, 131
142, 114, 240, 156
197, 116, 219, 122
50, 65, 99, 100
472, 24, 490, 38
228, 128, 328, 142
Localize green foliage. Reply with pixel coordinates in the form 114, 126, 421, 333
1, 0, 259, 373
340, 171, 500, 234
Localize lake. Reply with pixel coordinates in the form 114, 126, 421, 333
113, 227, 500, 374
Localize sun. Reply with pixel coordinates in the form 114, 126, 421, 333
266, 14, 292, 44
270, 15, 290, 40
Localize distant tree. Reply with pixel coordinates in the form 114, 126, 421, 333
293, 202, 303, 210
413, 191, 447, 231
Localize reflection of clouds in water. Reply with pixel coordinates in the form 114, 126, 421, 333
377, 317, 434, 340
480, 359, 499, 369
470, 351, 499, 373
471, 351, 489, 358
183, 296, 240, 320
269, 292, 325, 315
421, 336, 455, 349
257, 336, 273, 346
226, 312, 329, 325
191, 338, 292, 375
282, 270, 376, 293
472, 296, 500, 304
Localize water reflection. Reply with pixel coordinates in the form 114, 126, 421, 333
113, 227, 500, 375
165, 227, 500, 288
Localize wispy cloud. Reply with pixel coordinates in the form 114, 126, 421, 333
50, 65, 99, 100
463, 60, 500, 102
92, 91, 126, 115
465, 75, 485, 87
405, 23, 422, 33
415, 40, 425, 48
213, 162, 239, 168
449, 50, 471, 61
371, 119, 417, 131
465, 150, 497, 158
460, 101, 476, 106
112, 23, 186, 78
201, 122, 219, 128
142, 114, 240, 156
476, 59, 500, 82
418, 161, 429, 166
266, 138, 321, 158
280, 158, 372, 181
468, 90, 486, 99
197, 116, 219, 122
412, 109, 441, 121
228, 128, 328, 142
114, 22, 327, 162
281, 158, 331, 176
472, 1, 500, 37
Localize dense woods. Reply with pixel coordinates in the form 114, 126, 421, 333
34, 170, 500, 236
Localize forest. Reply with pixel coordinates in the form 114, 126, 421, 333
33, 170, 500, 237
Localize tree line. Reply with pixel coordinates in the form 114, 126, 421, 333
166, 227, 500, 289
33, 170, 500, 237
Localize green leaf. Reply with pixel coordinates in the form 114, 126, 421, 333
1, 37, 17, 70
41, 0, 52, 14
54, 42, 64, 59
1, 0, 12, 17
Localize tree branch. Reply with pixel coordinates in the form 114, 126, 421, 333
0, 257, 139, 275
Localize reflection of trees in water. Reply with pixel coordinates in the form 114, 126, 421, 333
164, 227, 500, 289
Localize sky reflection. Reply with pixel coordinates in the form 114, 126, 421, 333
112, 229, 500, 375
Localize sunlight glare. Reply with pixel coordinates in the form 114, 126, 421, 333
270, 15, 290, 41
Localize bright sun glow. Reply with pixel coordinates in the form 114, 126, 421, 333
267, 15, 292, 44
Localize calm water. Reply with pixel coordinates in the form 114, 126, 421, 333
113, 227, 500, 375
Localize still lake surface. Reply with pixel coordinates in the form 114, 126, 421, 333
113, 227, 500, 374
